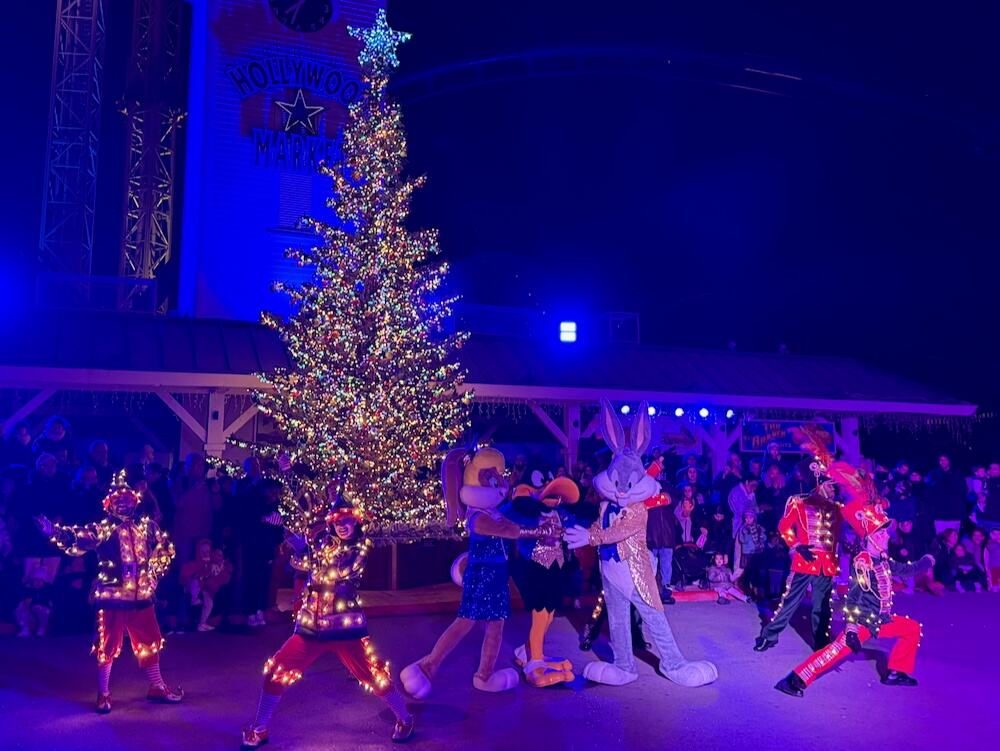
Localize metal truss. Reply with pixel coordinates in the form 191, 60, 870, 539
119, 0, 183, 307
40, 0, 106, 276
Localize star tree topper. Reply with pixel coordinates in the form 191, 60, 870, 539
348, 8, 412, 73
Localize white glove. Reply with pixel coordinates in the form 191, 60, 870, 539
564, 526, 592, 550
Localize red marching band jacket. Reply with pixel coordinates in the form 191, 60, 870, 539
778, 494, 841, 576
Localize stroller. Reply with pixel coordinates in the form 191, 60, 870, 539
673, 543, 711, 590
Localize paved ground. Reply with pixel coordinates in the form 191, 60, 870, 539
1, 591, 994, 751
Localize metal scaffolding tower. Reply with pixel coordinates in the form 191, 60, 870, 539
40, 0, 106, 276
119, 0, 183, 306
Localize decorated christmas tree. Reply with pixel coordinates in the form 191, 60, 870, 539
254, 10, 471, 540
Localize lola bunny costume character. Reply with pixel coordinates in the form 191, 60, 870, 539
565, 399, 717, 687
401, 448, 560, 698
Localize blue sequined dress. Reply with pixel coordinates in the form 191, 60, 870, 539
457, 512, 511, 621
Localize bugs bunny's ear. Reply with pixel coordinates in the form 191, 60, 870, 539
632, 401, 652, 456
600, 397, 625, 455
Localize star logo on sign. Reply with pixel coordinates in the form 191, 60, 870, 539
275, 88, 325, 135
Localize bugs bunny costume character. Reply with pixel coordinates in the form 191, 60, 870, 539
565, 399, 718, 687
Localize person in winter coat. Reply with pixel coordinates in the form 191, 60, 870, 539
646, 490, 678, 603
170, 453, 221, 563
727, 475, 760, 538
237, 478, 285, 627
2, 420, 35, 468
706, 553, 749, 604
31, 416, 75, 466
713, 452, 744, 501
674, 488, 697, 544
926, 455, 969, 534
12, 454, 71, 582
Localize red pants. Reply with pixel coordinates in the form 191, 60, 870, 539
795, 614, 921, 685
94, 607, 164, 667
263, 634, 393, 697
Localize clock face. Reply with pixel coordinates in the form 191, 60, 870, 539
268, 1, 335, 33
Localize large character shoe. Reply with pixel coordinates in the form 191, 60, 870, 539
96, 693, 112, 714
582, 661, 639, 686
881, 670, 918, 687
662, 660, 717, 687
400, 662, 432, 699
523, 660, 574, 687
471, 667, 518, 692
241, 726, 270, 749
392, 716, 415, 743
514, 645, 573, 673
147, 684, 184, 703
774, 672, 807, 697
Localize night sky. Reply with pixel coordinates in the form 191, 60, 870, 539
3, 1, 998, 411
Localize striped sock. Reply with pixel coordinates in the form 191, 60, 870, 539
98, 663, 112, 694
379, 687, 412, 722
252, 691, 282, 729
145, 664, 164, 687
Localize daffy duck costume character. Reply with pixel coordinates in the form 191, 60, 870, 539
400, 448, 560, 699
775, 462, 933, 697
501, 466, 582, 687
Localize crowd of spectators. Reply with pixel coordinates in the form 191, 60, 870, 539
0, 415, 290, 636
522, 441, 1000, 607
3, 413, 1000, 637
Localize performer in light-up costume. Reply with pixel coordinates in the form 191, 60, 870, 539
36, 483, 183, 713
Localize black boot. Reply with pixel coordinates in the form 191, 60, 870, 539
881, 670, 918, 687
661, 589, 676, 605
774, 672, 807, 697
753, 635, 778, 652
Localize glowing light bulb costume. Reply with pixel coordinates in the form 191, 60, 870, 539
241, 492, 413, 748
36, 484, 182, 713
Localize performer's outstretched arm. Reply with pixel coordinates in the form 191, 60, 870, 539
35, 516, 112, 556
889, 555, 934, 578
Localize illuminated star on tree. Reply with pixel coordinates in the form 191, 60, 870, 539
275, 88, 325, 135
348, 8, 411, 73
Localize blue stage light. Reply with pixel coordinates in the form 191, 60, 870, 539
559, 321, 577, 343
